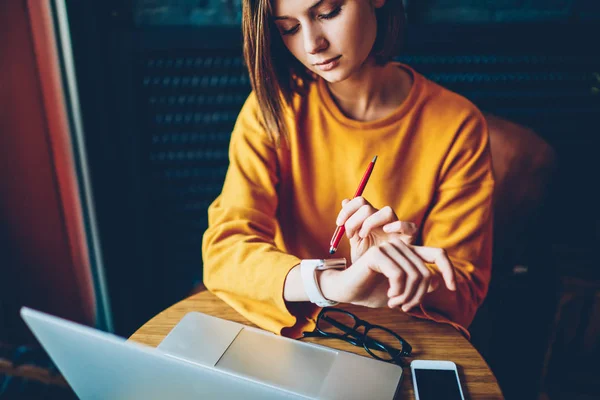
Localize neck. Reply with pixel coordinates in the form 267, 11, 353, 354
325, 58, 410, 122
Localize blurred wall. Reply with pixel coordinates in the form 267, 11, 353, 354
0, 0, 94, 343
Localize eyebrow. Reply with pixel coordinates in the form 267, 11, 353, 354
273, 0, 326, 20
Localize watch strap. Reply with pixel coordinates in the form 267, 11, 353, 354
300, 258, 346, 307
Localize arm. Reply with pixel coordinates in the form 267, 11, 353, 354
202, 93, 317, 335
405, 111, 495, 337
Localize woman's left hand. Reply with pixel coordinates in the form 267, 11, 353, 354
335, 197, 418, 263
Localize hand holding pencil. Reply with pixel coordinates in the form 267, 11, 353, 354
329, 155, 418, 261
329, 156, 378, 254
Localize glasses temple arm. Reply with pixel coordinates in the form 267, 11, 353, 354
324, 317, 401, 354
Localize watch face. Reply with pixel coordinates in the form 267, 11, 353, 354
323, 258, 347, 269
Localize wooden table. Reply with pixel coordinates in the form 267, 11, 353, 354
130, 287, 503, 399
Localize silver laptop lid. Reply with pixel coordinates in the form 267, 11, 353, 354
20, 307, 302, 400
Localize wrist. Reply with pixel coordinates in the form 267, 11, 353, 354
283, 264, 305, 302
317, 268, 344, 304
300, 258, 346, 307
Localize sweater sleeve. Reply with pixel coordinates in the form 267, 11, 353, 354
202, 93, 316, 335
407, 111, 495, 338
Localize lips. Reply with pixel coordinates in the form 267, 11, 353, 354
314, 55, 341, 66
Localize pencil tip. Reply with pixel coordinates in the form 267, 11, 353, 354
372, 155, 378, 163
329, 248, 335, 254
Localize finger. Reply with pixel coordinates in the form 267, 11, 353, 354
389, 240, 432, 311
411, 246, 457, 291
388, 296, 400, 308
335, 196, 370, 227
401, 276, 428, 312
358, 206, 398, 238
345, 204, 377, 239
380, 241, 420, 306
383, 220, 417, 235
375, 244, 407, 298
341, 198, 350, 206
388, 293, 406, 309
391, 238, 433, 312
401, 278, 438, 312
366, 247, 405, 298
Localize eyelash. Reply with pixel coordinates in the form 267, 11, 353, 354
282, 26, 299, 36
281, 6, 342, 36
319, 6, 342, 20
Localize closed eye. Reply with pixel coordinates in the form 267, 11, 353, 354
281, 24, 300, 35
278, 4, 342, 36
318, 6, 342, 20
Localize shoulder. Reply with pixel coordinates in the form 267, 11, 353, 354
237, 91, 263, 124
415, 70, 485, 128
402, 66, 488, 149
236, 89, 312, 146
232, 91, 276, 146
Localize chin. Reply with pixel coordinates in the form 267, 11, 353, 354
315, 68, 352, 84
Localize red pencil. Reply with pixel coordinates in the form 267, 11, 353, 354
329, 156, 378, 254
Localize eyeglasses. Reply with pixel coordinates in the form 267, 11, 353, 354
301, 308, 412, 366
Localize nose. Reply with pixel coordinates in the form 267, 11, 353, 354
303, 24, 328, 55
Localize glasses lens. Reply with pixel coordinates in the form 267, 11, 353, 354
317, 310, 357, 338
364, 326, 405, 361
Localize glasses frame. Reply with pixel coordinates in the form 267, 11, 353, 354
302, 308, 412, 365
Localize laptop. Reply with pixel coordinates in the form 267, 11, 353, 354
21, 307, 403, 399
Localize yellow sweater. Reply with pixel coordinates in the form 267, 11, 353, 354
202, 63, 494, 339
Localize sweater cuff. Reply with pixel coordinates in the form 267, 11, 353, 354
406, 305, 471, 339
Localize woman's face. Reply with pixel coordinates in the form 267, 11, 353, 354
272, 0, 384, 83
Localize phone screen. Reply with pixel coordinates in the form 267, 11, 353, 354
413, 368, 463, 400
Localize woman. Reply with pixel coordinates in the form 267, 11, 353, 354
202, 0, 494, 339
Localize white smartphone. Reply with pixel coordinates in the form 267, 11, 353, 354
411, 360, 466, 400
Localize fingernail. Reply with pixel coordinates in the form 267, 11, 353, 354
401, 305, 409, 312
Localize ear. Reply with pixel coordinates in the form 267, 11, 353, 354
372, 0, 386, 8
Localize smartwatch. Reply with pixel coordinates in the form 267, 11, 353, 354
300, 258, 347, 307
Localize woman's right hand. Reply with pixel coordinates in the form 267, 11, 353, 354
320, 236, 457, 311
335, 197, 417, 263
